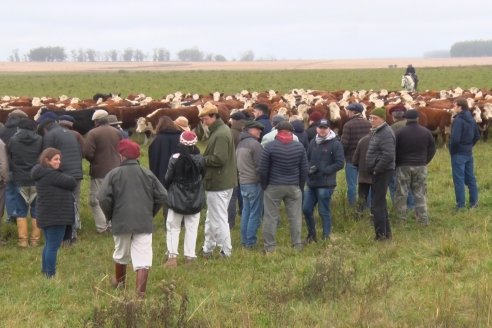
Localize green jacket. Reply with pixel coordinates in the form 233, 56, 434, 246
203, 119, 238, 191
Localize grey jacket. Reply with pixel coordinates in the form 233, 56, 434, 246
365, 123, 395, 175
97, 160, 167, 235
236, 132, 263, 185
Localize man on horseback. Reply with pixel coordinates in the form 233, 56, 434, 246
404, 64, 419, 91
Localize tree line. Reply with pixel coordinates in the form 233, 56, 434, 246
450, 40, 492, 57
9, 47, 256, 62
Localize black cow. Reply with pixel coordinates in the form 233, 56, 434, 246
39, 108, 96, 135
92, 93, 120, 102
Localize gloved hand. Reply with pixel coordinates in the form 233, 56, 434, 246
308, 165, 318, 175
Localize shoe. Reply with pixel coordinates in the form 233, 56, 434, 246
304, 235, 317, 244
111, 263, 127, 289
219, 250, 231, 259
184, 257, 195, 265
470, 203, 479, 209
164, 257, 178, 268
202, 250, 213, 259
264, 249, 276, 256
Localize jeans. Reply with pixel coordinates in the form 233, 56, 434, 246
345, 162, 358, 206
303, 186, 335, 239
451, 154, 478, 208
5, 179, 21, 221
240, 183, 263, 247
42, 225, 66, 277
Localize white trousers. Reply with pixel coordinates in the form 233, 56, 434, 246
90, 178, 110, 233
202, 189, 233, 256
166, 209, 200, 259
113, 233, 152, 271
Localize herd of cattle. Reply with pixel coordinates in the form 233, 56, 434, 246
1, 87, 492, 144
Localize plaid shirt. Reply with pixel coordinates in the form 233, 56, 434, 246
341, 114, 371, 163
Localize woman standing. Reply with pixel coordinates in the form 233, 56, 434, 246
164, 131, 206, 267
31, 148, 77, 278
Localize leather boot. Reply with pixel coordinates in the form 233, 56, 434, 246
16, 218, 29, 248
135, 269, 149, 298
111, 263, 127, 289
30, 219, 42, 247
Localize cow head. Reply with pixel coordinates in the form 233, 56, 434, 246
328, 102, 341, 122
483, 104, 492, 120
472, 106, 482, 123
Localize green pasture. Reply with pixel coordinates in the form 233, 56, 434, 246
0, 68, 491, 327
0, 66, 491, 98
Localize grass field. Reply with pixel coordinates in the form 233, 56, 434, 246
0, 68, 491, 327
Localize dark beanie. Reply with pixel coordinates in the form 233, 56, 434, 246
18, 118, 37, 131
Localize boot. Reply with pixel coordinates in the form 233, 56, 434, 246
111, 262, 127, 289
30, 219, 42, 247
135, 269, 149, 298
16, 218, 29, 248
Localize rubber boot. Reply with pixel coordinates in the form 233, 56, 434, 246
111, 263, 127, 289
30, 219, 42, 247
135, 269, 149, 298
16, 218, 29, 248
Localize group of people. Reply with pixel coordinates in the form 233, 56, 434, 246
0, 90, 480, 297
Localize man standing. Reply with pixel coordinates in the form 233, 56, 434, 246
199, 102, 237, 258
253, 103, 272, 141
449, 98, 480, 210
303, 119, 344, 242
83, 109, 122, 233
341, 103, 371, 206
259, 121, 308, 253
366, 108, 395, 241
394, 110, 436, 224
236, 120, 264, 248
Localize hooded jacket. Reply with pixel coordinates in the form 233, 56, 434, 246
236, 131, 263, 185
366, 122, 396, 175
8, 129, 43, 186
31, 164, 77, 228
449, 110, 480, 156
306, 130, 345, 188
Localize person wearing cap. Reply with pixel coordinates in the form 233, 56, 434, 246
148, 116, 181, 191
0, 109, 28, 224
341, 103, 371, 207
173, 116, 190, 132
58, 115, 85, 151
253, 103, 272, 141
388, 104, 414, 208
107, 114, 129, 139
83, 109, 122, 233
306, 111, 323, 142
394, 109, 436, 224
303, 119, 344, 242
261, 115, 299, 147
404, 64, 419, 90
259, 121, 308, 253
236, 120, 264, 248
98, 139, 167, 298
163, 131, 205, 267
39, 112, 84, 245
366, 107, 395, 241
8, 118, 43, 247
198, 102, 237, 258
449, 98, 480, 210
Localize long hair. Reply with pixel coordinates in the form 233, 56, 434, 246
155, 116, 177, 134
38, 147, 62, 168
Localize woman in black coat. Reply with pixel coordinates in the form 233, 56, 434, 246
31, 147, 77, 278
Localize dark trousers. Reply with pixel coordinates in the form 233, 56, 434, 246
357, 183, 371, 213
371, 171, 393, 240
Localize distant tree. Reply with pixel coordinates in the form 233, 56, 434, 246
9, 49, 20, 62
70, 49, 77, 62
153, 48, 170, 61
108, 49, 119, 61
77, 48, 86, 62
177, 47, 204, 61
122, 48, 133, 61
214, 54, 227, 62
450, 40, 492, 57
134, 49, 145, 62
204, 53, 213, 61
28, 46, 66, 62
239, 50, 254, 61
86, 49, 96, 62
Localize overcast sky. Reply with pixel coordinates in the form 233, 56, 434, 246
2, 0, 491, 61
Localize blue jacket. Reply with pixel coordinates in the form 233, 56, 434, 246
255, 115, 272, 141
449, 110, 480, 156
306, 131, 345, 188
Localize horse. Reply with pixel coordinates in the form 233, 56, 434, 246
401, 75, 415, 92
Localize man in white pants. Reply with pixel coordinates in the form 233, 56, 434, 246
198, 102, 237, 258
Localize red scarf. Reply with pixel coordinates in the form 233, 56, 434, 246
276, 130, 293, 144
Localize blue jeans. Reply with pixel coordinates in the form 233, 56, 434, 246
5, 180, 21, 220
345, 163, 358, 206
42, 225, 66, 277
240, 183, 263, 247
303, 186, 335, 239
451, 154, 478, 208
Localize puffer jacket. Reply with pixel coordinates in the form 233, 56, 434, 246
449, 110, 480, 155
8, 129, 43, 186
31, 164, 77, 228
365, 123, 395, 175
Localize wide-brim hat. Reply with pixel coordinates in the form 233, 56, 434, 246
174, 116, 190, 131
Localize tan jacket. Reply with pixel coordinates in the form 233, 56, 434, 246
83, 124, 122, 179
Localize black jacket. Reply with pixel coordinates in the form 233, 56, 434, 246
43, 123, 83, 180
0, 116, 22, 144
366, 123, 396, 175
148, 129, 181, 184
306, 132, 345, 188
396, 121, 436, 166
8, 129, 43, 186
31, 164, 77, 229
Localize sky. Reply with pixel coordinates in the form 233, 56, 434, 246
2, 0, 492, 61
